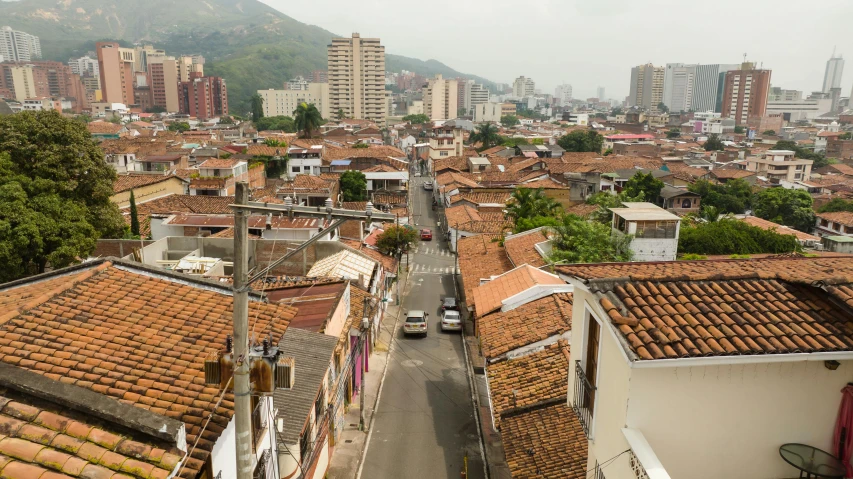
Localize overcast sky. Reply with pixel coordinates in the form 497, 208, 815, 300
261, 0, 853, 100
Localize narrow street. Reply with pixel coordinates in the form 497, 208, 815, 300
359, 175, 485, 479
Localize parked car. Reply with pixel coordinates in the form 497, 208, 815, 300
403, 310, 428, 336
420, 229, 432, 241
441, 310, 462, 332
441, 297, 459, 311
423, 181, 434, 190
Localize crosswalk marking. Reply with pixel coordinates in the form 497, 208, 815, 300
410, 264, 459, 275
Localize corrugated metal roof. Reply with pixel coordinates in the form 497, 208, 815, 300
274, 328, 338, 444
308, 250, 377, 288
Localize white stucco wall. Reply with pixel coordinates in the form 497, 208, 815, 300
570, 283, 853, 479
628, 237, 679, 262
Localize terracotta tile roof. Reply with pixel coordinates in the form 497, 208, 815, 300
339, 239, 398, 273
549, 158, 662, 175
449, 192, 512, 206
0, 391, 184, 479
324, 146, 406, 161
435, 171, 480, 190
340, 202, 367, 211
818, 164, 853, 177
504, 229, 550, 268
566, 203, 600, 218
479, 146, 511, 156
706, 169, 755, 179
479, 294, 572, 359
87, 121, 124, 135
500, 402, 587, 479
560, 256, 853, 360
457, 235, 514, 305
277, 175, 336, 195
0, 260, 296, 477
363, 164, 403, 173
207, 227, 261, 239
373, 193, 407, 206
112, 174, 183, 194
445, 205, 482, 227
433, 157, 470, 173
197, 159, 241, 169
487, 340, 570, 427
505, 158, 544, 173
740, 216, 820, 242
817, 211, 853, 227
522, 177, 566, 189
472, 265, 566, 318
246, 145, 285, 157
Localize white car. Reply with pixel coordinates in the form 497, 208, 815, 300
423, 181, 434, 191
403, 310, 429, 336
441, 310, 462, 332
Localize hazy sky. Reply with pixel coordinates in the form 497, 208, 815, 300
261, 0, 853, 100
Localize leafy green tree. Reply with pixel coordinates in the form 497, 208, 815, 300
129, 190, 140, 237
585, 190, 644, 223
340, 170, 367, 201
704, 133, 724, 151
251, 94, 264, 122
678, 220, 800, 255
505, 187, 561, 223
666, 128, 681, 139
375, 225, 419, 258
763, 130, 776, 136
624, 172, 665, 203
840, 132, 852, 140
0, 111, 124, 280
145, 105, 167, 114
611, 108, 623, 116
500, 137, 529, 148
531, 138, 544, 145
337, 108, 345, 121
293, 102, 323, 138
734, 126, 745, 134
549, 214, 633, 264
557, 130, 603, 153
603, 148, 613, 156
219, 115, 235, 124
513, 215, 561, 234
500, 115, 519, 127
458, 107, 467, 117
168, 121, 191, 133
255, 116, 296, 132
263, 138, 286, 147
753, 187, 816, 232
470, 123, 501, 150
818, 198, 853, 213
688, 179, 753, 214
353, 143, 369, 149
657, 102, 669, 113
402, 114, 429, 124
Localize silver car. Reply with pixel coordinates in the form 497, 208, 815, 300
441, 310, 462, 332
403, 310, 428, 336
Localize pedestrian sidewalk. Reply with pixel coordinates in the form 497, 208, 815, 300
325, 263, 408, 479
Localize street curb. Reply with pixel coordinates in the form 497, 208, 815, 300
354, 264, 407, 479
461, 308, 489, 479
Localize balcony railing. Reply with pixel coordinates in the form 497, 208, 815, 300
593, 461, 607, 479
573, 360, 596, 438
253, 449, 271, 479
252, 401, 268, 449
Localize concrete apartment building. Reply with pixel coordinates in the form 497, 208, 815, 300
177, 55, 205, 82
68, 55, 99, 79
663, 63, 738, 113
0, 61, 88, 111
257, 83, 331, 119
746, 149, 813, 182
628, 63, 665, 110
0, 26, 41, 62
720, 62, 772, 126
512, 76, 535, 98
0, 64, 36, 101
96, 42, 135, 105
823, 53, 844, 94
328, 33, 386, 123
555, 84, 573, 107
423, 74, 458, 120
459, 79, 489, 114
147, 56, 179, 113
178, 74, 228, 120
312, 70, 328, 83
767, 96, 833, 121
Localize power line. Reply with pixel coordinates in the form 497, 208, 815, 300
177, 376, 233, 478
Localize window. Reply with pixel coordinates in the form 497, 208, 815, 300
292, 166, 301, 173
440, 151, 448, 157
634, 220, 677, 239
314, 388, 325, 426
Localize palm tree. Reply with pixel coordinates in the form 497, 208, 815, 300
293, 102, 323, 138
469, 123, 501, 150
505, 187, 560, 222
250, 94, 264, 122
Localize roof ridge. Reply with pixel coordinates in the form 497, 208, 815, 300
498, 396, 566, 419
0, 261, 113, 327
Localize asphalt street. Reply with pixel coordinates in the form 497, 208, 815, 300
359, 175, 485, 479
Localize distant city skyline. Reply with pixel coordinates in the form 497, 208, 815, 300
261, 0, 853, 100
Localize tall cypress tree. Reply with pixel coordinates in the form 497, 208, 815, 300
129, 190, 140, 237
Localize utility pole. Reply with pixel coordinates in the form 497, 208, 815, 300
359, 296, 369, 431
232, 182, 253, 479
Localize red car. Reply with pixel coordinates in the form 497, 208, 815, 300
420, 229, 432, 241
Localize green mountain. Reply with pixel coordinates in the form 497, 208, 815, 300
0, 0, 496, 113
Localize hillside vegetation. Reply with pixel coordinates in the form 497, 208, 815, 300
0, 0, 495, 113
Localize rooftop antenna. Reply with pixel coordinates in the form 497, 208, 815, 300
832, 46, 836, 58
743, 53, 747, 63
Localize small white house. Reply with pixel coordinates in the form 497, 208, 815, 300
610, 202, 681, 261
